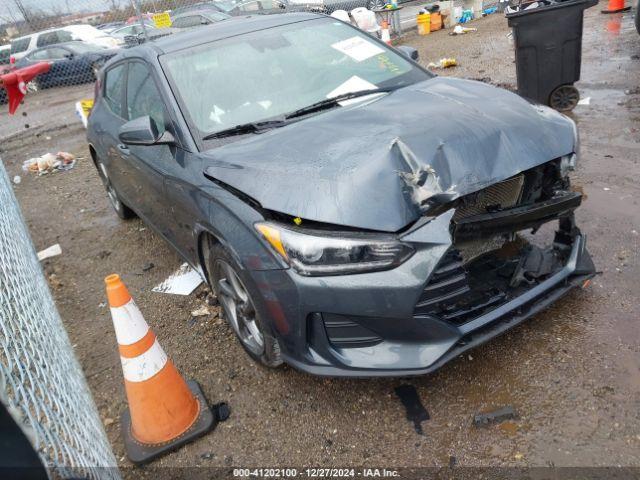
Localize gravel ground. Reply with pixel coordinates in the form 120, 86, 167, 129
1, 5, 639, 478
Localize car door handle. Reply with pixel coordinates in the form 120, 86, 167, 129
117, 144, 130, 155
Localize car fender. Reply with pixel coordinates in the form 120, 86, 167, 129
195, 184, 288, 275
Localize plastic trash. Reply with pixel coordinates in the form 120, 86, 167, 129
22, 152, 76, 176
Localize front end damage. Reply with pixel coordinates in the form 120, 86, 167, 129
263, 159, 595, 377
417, 159, 593, 329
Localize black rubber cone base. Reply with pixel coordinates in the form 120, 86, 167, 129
601, 6, 631, 12
121, 380, 216, 465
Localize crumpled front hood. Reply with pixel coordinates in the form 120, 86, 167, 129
203, 77, 575, 232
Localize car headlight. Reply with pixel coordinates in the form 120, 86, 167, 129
255, 222, 415, 276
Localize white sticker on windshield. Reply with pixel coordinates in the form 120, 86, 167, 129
331, 36, 385, 62
326, 76, 378, 99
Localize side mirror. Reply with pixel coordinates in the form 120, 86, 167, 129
396, 45, 419, 61
118, 116, 174, 146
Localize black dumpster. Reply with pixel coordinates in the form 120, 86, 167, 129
507, 0, 597, 111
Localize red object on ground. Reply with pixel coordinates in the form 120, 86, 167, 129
0, 62, 51, 114
601, 0, 631, 13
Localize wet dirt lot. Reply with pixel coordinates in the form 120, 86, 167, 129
1, 6, 639, 477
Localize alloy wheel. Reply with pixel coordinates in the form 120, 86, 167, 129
215, 259, 265, 356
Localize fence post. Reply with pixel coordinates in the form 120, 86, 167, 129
0, 158, 120, 480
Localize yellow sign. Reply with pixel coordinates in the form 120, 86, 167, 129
152, 12, 172, 28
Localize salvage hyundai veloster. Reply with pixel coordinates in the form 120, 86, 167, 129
87, 13, 595, 376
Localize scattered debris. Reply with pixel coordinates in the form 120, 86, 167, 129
142, 262, 155, 272
22, 152, 76, 176
214, 402, 231, 422
207, 294, 219, 306
47, 273, 63, 290
578, 97, 591, 105
394, 384, 430, 435
75, 99, 94, 128
427, 58, 457, 69
450, 25, 477, 35
152, 262, 203, 295
103, 417, 115, 427
37, 243, 62, 261
191, 306, 210, 317
12, 175, 21, 185
514, 452, 524, 461
473, 405, 518, 427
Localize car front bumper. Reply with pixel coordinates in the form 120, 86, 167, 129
246, 207, 596, 377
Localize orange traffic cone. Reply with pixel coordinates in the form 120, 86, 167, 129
381, 20, 392, 45
105, 274, 218, 464
601, 0, 630, 13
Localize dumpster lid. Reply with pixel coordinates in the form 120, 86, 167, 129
506, 0, 597, 19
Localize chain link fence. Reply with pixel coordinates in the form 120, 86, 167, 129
0, 0, 502, 107
0, 158, 120, 479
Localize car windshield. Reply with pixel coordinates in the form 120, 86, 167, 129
162, 18, 430, 140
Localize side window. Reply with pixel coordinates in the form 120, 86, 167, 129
57, 30, 73, 42
36, 31, 59, 47
28, 49, 50, 61
126, 62, 166, 133
46, 48, 68, 60
104, 64, 126, 118
0, 49, 10, 64
11, 37, 31, 54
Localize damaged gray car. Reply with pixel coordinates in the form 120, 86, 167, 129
87, 12, 595, 376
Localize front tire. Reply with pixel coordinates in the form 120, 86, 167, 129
205, 241, 282, 368
95, 156, 135, 219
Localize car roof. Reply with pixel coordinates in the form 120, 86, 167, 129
173, 9, 225, 17
11, 23, 97, 42
0, 45, 10, 51
151, 12, 322, 54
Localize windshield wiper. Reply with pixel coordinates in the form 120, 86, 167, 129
285, 87, 396, 120
202, 88, 396, 140
202, 119, 287, 140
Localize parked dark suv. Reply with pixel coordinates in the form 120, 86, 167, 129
87, 13, 595, 377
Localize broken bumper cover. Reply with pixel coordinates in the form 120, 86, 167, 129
248, 222, 595, 377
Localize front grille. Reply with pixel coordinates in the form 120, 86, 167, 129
453, 174, 525, 221
414, 245, 521, 326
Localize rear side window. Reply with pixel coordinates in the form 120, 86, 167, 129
11, 37, 31, 54
46, 48, 69, 60
37, 30, 72, 47
104, 64, 126, 118
28, 49, 50, 61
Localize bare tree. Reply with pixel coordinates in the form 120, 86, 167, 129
106, 0, 122, 11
